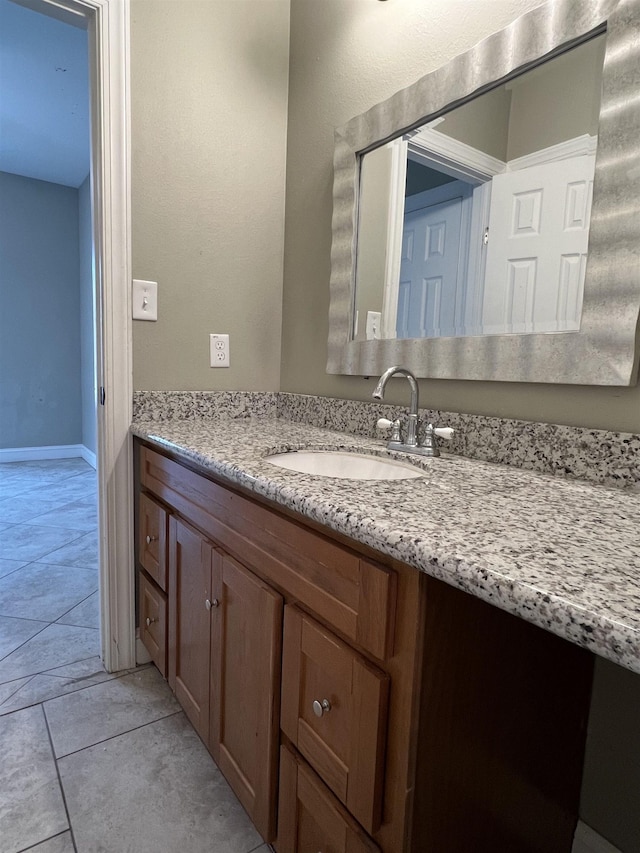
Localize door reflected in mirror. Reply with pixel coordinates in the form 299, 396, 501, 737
353, 34, 605, 342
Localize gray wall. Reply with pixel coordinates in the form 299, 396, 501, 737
0, 172, 81, 449
279, 0, 640, 433
130, 0, 290, 393
79, 174, 96, 456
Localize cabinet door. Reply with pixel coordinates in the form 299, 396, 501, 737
168, 516, 214, 746
281, 607, 389, 835
139, 492, 168, 590
210, 552, 283, 842
278, 745, 380, 853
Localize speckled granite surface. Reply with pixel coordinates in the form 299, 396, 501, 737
276, 393, 640, 490
133, 391, 640, 489
131, 414, 640, 675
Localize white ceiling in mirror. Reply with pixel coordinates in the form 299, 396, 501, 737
327, 0, 640, 385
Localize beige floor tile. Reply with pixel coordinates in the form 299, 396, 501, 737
0, 562, 97, 622
0, 705, 68, 853
0, 524, 84, 563
21, 830, 75, 852
56, 591, 99, 629
0, 614, 48, 659
0, 623, 99, 684
45, 665, 180, 757
59, 712, 263, 853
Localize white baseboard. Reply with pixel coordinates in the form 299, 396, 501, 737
80, 446, 97, 469
573, 821, 621, 853
0, 444, 88, 463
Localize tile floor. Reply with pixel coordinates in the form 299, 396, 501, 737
0, 459, 271, 853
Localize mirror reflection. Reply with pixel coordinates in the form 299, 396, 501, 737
353, 34, 605, 342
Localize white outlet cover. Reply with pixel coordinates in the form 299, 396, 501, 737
209, 333, 230, 367
132, 279, 158, 321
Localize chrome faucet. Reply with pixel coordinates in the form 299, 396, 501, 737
372, 366, 420, 446
372, 365, 454, 457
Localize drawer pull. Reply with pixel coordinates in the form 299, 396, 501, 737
145, 617, 158, 627
312, 698, 332, 718
205, 598, 220, 611
145, 535, 157, 545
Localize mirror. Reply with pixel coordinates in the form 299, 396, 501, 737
327, 0, 640, 384
353, 35, 604, 342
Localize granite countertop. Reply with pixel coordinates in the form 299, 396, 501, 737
131, 415, 640, 675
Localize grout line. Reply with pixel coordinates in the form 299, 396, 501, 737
0, 561, 31, 581
41, 705, 79, 853
0, 650, 101, 689
54, 708, 184, 761
0, 619, 54, 664
0, 674, 36, 708
0, 613, 52, 626
15, 830, 73, 853
53, 589, 99, 626
0, 662, 152, 718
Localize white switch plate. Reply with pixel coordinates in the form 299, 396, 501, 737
132, 279, 158, 321
210, 333, 230, 368
366, 310, 382, 340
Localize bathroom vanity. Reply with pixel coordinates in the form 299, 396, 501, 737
131, 412, 640, 853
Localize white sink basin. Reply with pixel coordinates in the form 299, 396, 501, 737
265, 450, 426, 480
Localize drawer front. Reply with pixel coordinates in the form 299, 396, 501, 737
281, 607, 389, 835
140, 445, 395, 660
139, 571, 167, 676
277, 745, 381, 853
139, 491, 168, 591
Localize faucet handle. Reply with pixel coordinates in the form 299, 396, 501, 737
433, 427, 454, 441
420, 423, 440, 457
377, 418, 402, 443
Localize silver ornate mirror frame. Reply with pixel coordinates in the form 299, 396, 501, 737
327, 0, 640, 385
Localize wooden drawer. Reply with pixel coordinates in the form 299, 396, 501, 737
277, 744, 380, 853
139, 570, 167, 676
281, 606, 389, 835
140, 445, 396, 660
139, 491, 168, 591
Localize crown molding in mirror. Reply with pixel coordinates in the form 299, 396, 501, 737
327, 0, 640, 385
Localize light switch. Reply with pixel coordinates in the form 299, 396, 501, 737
366, 311, 381, 340
132, 279, 158, 321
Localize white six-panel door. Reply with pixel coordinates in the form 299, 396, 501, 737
482, 153, 595, 335
397, 180, 472, 338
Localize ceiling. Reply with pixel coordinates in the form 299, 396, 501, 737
0, 0, 90, 188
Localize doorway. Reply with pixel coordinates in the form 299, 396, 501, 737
0, 0, 133, 673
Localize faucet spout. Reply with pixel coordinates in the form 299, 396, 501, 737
372, 366, 419, 446
372, 365, 419, 412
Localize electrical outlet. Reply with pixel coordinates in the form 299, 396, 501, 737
209, 334, 230, 368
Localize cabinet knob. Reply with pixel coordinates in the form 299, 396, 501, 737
312, 698, 331, 718
145, 617, 157, 627
205, 598, 219, 610
145, 535, 157, 545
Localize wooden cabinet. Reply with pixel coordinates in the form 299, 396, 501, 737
166, 516, 282, 840
281, 606, 389, 835
139, 491, 168, 590
210, 551, 282, 841
135, 439, 594, 853
138, 569, 167, 676
168, 516, 214, 744
278, 744, 380, 853
137, 490, 169, 675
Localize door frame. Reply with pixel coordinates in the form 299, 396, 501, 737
20, 0, 134, 671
